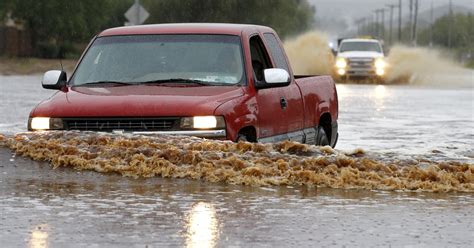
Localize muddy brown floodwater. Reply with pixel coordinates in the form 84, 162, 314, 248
0, 75, 473, 247
1, 132, 473, 192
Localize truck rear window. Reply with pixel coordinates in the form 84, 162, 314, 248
71, 35, 245, 86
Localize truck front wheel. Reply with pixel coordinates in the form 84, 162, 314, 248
236, 134, 248, 142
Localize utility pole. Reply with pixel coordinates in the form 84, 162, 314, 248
357, 19, 361, 36
398, 0, 402, 42
380, 8, 386, 41
387, 4, 396, 45
373, 9, 386, 39
370, 14, 375, 36
359, 17, 367, 35
356, 18, 363, 35
365, 18, 370, 35
448, 0, 453, 48
429, 0, 434, 47
373, 10, 379, 37
409, 0, 414, 42
412, 0, 419, 46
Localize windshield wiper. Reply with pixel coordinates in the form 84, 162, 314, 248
136, 78, 230, 86
75, 81, 135, 87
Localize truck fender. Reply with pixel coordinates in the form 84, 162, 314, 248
228, 114, 258, 141
318, 102, 330, 122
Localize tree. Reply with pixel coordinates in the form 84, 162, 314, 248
415, 13, 473, 67
418, 13, 473, 49
2, 0, 131, 57
1, 0, 315, 57
142, 0, 315, 38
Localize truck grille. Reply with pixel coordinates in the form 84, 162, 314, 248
348, 58, 374, 69
64, 118, 178, 131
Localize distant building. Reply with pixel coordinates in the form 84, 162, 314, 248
0, 12, 32, 56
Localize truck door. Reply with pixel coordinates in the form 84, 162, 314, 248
250, 35, 287, 140
263, 33, 305, 141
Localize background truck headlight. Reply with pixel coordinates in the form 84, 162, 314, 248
29, 117, 64, 130
376, 68, 385, 76
180, 116, 225, 129
375, 58, 386, 69
337, 69, 346, 75
335, 57, 347, 68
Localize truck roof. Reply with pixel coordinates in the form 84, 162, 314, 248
99, 23, 274, 37
341, 38, 380, 43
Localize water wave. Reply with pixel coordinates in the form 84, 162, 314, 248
1, 132, 472, 192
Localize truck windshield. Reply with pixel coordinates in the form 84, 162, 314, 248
70, 35, 245, 86
339, 42, 382, 53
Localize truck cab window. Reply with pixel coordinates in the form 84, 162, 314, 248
250, 35, 271, 82
263, 33, 290, 73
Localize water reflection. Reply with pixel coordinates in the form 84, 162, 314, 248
186, 202, 219, 248
335, 84, 349, 100
29, 224, 49, 248
373, 85, 388, 111
374, 85, 387, 99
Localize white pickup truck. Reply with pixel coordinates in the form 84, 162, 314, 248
334, 38, 386, 83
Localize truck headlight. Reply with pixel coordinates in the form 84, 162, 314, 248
376, 68, 385, 76
335, 57, 347, 68
180, 116, 225, 129
375, 58, 386, 69
29, 117, 63, 130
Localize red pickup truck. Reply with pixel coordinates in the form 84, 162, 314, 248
29, 24, 339, 147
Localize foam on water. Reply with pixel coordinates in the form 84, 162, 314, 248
1, 132, 472, 192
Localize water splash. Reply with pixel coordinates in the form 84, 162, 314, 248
1, 132, 472, 192
386, 45, 473, 86
283, 32, 473, 86
283, 31, 335, 75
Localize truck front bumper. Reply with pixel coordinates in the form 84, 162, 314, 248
121, 129, 227, 139
346, 68, 377, 77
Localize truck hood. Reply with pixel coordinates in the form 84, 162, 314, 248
338, 51, 383, 59
32, 85, 244, 117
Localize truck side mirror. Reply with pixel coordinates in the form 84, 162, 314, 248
255, 68, 291, 89
264, 68, 290, 84
42, 70, 67, 90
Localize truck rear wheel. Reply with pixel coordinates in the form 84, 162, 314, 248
316, 126, 330, 146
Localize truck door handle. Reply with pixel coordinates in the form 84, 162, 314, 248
280, 97, 287, 109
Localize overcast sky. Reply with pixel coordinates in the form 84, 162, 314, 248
309, 0, 473, 20
308, 0, 473, 34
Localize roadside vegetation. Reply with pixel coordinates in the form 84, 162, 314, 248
0, 57, 76, 75
362, 12, 473, 68
0, 0, 314, 59
417, 13, 474, 68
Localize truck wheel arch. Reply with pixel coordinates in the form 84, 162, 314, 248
319, 112, 332, 143
236, 126, 257, 142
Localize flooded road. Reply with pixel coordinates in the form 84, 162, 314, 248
336, 83, 474, 161
1, 75, 473, 247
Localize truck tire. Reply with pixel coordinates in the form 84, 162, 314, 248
236, 134, 248, 142
317, 126, 330, 146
